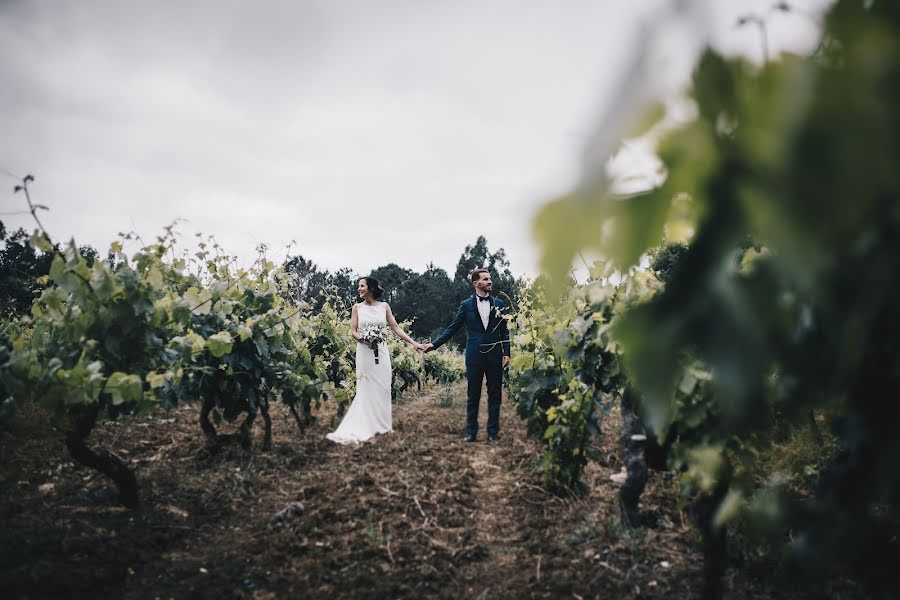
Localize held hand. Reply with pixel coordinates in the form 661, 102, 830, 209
423, 343, 435, 353
412, 342, 426, 352
502, 355, 510, 368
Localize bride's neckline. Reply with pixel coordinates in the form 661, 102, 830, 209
360, 301, 383, 307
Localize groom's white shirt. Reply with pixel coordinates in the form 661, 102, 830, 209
476, 293, 490, 329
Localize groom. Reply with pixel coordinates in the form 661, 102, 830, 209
424, 268, 510, 443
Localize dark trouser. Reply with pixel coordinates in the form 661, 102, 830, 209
465, 353, 503, 438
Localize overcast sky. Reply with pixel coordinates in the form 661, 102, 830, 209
0, 0, 830, 277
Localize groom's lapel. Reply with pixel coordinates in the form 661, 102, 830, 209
486, 297, 499, 332
471, 295, 486, 332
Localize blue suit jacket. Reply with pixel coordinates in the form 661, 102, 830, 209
431, 295, 510, 363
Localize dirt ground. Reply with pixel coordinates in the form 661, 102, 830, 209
0, 383, 857, 599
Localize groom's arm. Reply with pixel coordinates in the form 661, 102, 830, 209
429, 301, 467, 350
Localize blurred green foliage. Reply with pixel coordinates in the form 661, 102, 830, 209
533, 0, 900, 594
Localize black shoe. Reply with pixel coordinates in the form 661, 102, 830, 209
464, 434, 476, 443
487, 434, 500, 444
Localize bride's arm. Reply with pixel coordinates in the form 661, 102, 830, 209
350, 304, 362, 341
385, 303, 421, 348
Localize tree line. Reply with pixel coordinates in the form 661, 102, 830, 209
282, 234, 519, 342
1, 223, 519, 345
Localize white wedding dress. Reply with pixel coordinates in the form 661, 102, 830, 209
326, 302, 393, 444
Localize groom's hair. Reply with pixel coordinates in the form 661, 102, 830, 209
471, 268, 489, 283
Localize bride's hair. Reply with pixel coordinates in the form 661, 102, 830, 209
361, 276, 385, 300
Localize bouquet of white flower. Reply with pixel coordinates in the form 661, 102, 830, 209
359, 323, 387, 364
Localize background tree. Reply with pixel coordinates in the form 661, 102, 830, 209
282, 256, 358, 311
370, 263, 413, 305
649, 242, 689, 283
0, 221, 97, 317
329, 267, 358, 308
452, 235, 518, 303
282, 255, 326, 306
393, 263, 456, 340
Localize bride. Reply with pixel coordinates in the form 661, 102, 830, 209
326, 276, 425, 444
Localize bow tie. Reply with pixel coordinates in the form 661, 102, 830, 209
477, 295, 491, 303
